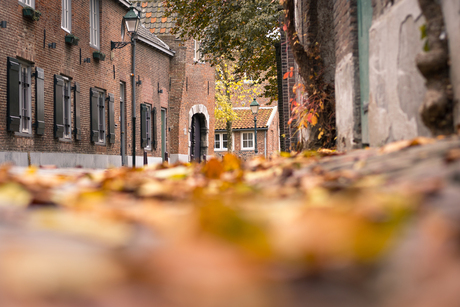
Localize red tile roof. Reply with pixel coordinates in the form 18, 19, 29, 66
139, 1, 176, 35
215, 108, 276, 130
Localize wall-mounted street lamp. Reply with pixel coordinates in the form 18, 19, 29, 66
111, 6, 140, 167
48, 42, 56, 49
250, 98, 260, 155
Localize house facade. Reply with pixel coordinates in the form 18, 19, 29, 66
0, 0, 180, 168
214, 107, 279, 160
139, 0, 216, 164
283, 0, 460, 151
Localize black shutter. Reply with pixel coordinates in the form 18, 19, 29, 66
74, 82, 81, 140
90, 88, 99, 143
35, 67, 45, 135
108, 93, 115, 144
152, 107, 157, 150
140, 104, 147, 148
7, 57, 20, 132
54, 75, 65, 138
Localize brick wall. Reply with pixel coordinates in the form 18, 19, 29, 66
162, 37, 216, 159
0, 0, 172, 164
279, 27, 297, 152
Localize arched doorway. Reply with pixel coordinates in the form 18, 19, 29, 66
190, 113, 206, 162
188, 104, 210, 163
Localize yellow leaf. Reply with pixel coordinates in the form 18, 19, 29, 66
311, 115, 318, 126
318, 131, 324, 139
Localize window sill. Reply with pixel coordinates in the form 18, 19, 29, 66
90, 43, 100, 51
61, 26, 71, 34
241, 148, 255, 151
59, 137, 72, 143
18, 2, 35, 9
14, 132, 33, 138
94, 142, 106, 146
214, 149, 228, 152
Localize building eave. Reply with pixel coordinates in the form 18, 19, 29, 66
135, 35, 175, 57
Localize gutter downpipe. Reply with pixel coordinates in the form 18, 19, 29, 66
264, 130, 267, 158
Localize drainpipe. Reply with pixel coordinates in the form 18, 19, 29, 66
264, 130, 267, 158
131, 36, 136, 167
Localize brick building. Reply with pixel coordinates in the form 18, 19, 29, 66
214, 107, 279, 160
0, 0, 179, 168
139, 0, 216, 163
285, 0, 460, 151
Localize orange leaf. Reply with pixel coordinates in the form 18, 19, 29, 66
283, 71, 289, 79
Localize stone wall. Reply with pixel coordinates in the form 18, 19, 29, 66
368, 0, 430, 146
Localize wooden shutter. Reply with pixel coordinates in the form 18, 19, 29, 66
74, 82, 81, 140
108, 93, 115, 144
152, 107, 157, 150
140, 104, 147, 148
54, 75, 64, 138
90, 88, 99, 143
7, 57, 20, 132
35, 67, 45, 135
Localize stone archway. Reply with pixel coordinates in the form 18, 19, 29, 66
188, 104, 209, 162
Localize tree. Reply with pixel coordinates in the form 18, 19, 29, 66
162, 0, 282, 103
215, 61, 265, 153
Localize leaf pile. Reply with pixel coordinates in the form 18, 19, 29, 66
1, 136, 460, 307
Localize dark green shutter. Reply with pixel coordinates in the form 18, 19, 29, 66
7, 57, 20, 132
140, 104, 147, 148
54, 75, 64, 138
152, 107, 157, 150
35, 67, 45, 135
108, 93, 115, 144
90, 88, 99, 143
74, 82, 81, 140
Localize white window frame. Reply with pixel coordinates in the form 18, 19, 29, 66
19, 0, 34, 9
89, 0, 100, 49
193, 40, 203, 63
144, 104, 152, 150
61, 0, 71, 33
214, 132, 229, 151
62, 77, 72, 139
241, 132, 254, 150
98, 92, 105, 144
19, 62, 32, 134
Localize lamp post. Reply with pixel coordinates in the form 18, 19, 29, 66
111, 6, 140, 167
250, 98, 260, 155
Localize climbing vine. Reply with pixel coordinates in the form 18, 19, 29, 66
281, 0, 336, 149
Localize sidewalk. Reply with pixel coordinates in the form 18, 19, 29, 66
0, 135, 459, 307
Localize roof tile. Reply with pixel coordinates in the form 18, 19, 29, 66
215, 108, 276, 130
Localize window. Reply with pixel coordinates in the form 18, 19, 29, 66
193, 40, 202, 63
98, 93, 105, 143
62, 77, 71, 138
19, 63, 32, 134
19, 0, 34, 8
141, 104, 152, 150
61, 0, 71, 33
89, 0, 99, 49
242, 132, 254, 150
90, 88, 105, 144
214, 133, 228, 151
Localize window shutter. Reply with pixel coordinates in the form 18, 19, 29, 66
74, 82, 81, 140
108, 93, 115, 144
35, 67, 45, 135
152, 107, 157, 150
90, 88, 99, 143
140, 104, 147, 148
54, 75, 65, 138
7, 57, 20, 132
